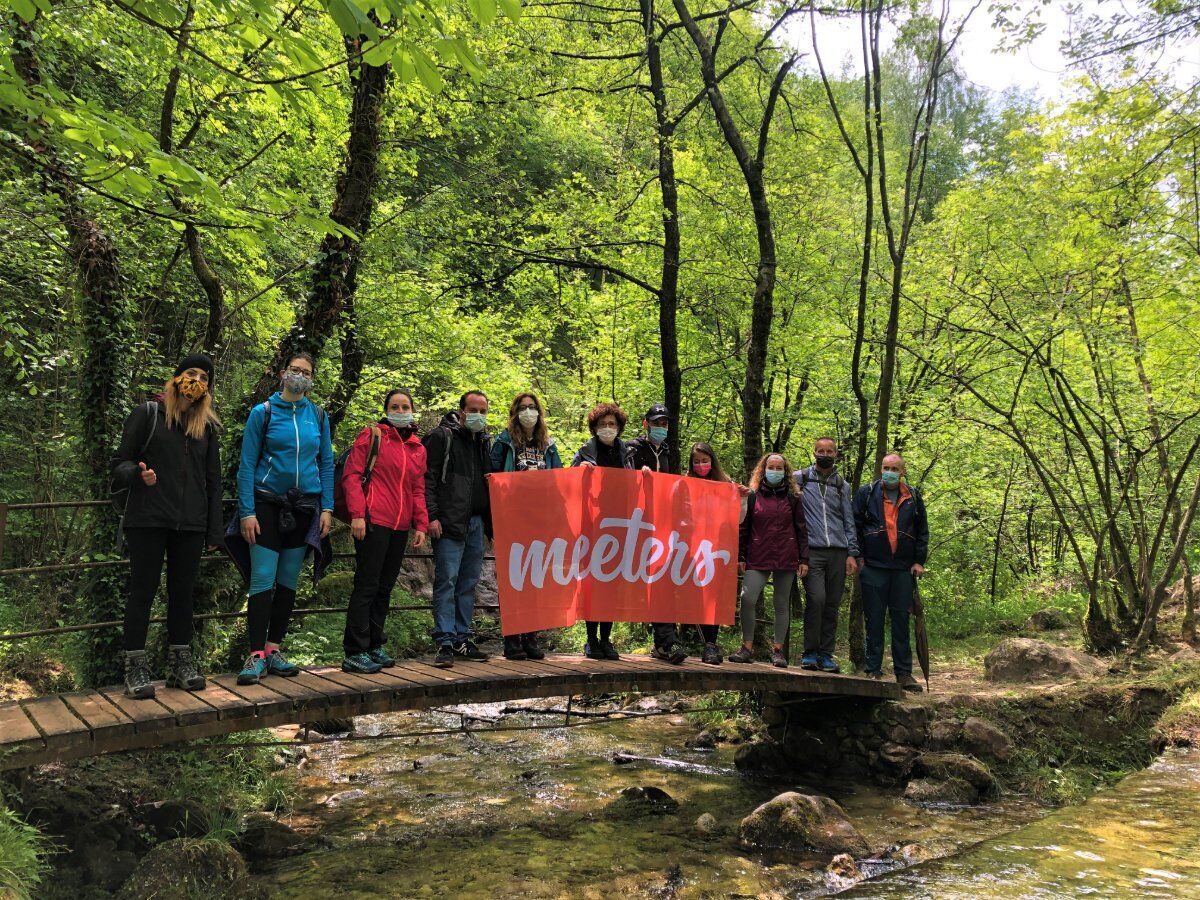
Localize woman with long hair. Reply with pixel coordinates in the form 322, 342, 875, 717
341, 389, 429, 673
110, 353, 223, 698
731, 452, 809, 668
491, 392, 563, 660
235, 351, 334, 685
685, 442, 749, 665
571, 401, 633, 660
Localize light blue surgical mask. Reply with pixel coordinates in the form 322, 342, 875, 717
881, 470, 901, 487
764, 469, 785, 487
649, 425, 668, 443
464, 412, 487, 432
387, 412, 415, 429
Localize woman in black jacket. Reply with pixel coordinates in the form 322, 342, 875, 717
110, 354, 223, 699
571, 401, 633, 660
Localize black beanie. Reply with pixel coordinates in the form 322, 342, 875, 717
175, 352, 214, 384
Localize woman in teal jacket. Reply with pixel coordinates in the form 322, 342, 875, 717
235, 352, 334, 684
490, 392, 562, 659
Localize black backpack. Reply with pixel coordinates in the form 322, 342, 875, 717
109, 401, 159, 515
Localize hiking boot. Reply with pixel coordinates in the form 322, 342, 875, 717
454, 640, 489, 661
503, 636, 528, 661
701, 643, 723, 665
818, 654, 841, 674
800, 652, 820, 670
238, 653, 268, 685
585, 642, 607, 661
865, 670, 884, 680
434, 645, 454, 668
522, 635, 546, 660
771, 648, 789, 668
367, 647, 395, 668
166, 644, 205, 691
123, 650, 156, 699
897, 673, 924, 693
728, 646, 754, 664
266, 649, 300, 677
652, 643, 687, 664
599, 639, 620, 660
343, 652, 383, 674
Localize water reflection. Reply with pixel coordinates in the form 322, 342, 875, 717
844, 749, 1200, 899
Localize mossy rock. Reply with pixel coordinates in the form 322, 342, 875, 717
914, 752, 998, 797
738, 792, 869, 856
118, 838, 246, 899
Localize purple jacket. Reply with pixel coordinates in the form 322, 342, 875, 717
739, 487, 810, 571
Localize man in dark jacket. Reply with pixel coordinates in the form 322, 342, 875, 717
626, 403, 686, 663
795, 437, 861, 674
853, 452, 929, 692
424, 390, 493, 667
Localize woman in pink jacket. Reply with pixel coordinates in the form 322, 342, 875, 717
341, 389, 429, 673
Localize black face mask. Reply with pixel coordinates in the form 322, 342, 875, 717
815, 455, 836, 470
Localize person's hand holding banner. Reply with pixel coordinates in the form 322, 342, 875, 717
489, 468, 741, 636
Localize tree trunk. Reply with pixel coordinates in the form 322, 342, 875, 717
241, 42, 390, 411
12, 20, 134, 686
670, 0, 790, 476
642, 0, 682, 467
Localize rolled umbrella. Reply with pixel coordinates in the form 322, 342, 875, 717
911, 577, 931, 690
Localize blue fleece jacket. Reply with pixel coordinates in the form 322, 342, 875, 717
237, 392, 334, 518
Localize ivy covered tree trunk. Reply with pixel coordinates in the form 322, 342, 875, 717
243, 44, 391, 410
11, 18, 134, 686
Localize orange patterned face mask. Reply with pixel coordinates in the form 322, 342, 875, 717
173, 373, 208, 401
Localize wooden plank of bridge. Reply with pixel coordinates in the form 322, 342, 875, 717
0, 705, 44, 761
183, 682, 260, 722
20, 695, 90, 753
310, 668, 402, 714
210, 675, 295, 721
60, 691, 136, 741
388, 661, 477, 702
99, 690, 177, 738
152, 685, 221, 732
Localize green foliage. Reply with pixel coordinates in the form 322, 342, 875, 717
0, 804, 46, 900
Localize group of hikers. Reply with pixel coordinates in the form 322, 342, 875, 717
110, 352, 930, 702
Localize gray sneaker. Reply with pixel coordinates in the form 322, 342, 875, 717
771, 649, 788, 668
166, 644, 205, 691
728, 647, 754, 664
124, 651, 156, 699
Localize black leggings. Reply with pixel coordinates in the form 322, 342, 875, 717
247, 585, 297, 652
343, 524, 408, 656
586, 621, 613, 644
123, 527, 205, 650
697, 624, 719, 643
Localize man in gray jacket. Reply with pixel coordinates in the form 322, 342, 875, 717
794, 437, 860, 673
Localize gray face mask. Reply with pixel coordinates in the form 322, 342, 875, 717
282, 372, 313, 394
387, 412, 415, 429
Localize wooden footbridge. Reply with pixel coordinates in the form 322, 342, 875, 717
0, 654, 900, 770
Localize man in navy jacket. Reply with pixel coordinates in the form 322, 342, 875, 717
853, 452, 929, 691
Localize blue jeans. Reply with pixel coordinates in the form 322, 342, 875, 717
432, 515, 485, 648
860, 564, 914, 676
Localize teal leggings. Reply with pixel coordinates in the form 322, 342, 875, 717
249, 544, 307, 594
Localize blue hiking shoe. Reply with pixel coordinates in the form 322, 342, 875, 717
800, 652, 820, 670
819, 654, 841, 674
343, 652, 383, 674
266, 650, 300, 677
237, 654, 268, 685
367, 647, 395, 668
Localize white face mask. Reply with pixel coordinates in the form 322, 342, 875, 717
596, 427, 618, 445
387, 412, 414, 429
518, 408, 539, 428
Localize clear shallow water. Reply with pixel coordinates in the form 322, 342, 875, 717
842, 748, 1200, 899
264, 700, 1045, 898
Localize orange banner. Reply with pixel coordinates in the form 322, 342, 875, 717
489, 467, 741, 636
